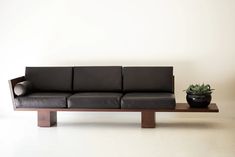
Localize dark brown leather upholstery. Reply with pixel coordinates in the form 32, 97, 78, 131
15, 93, 71, 108
68, 92, 122, 109
26, 67, 73, 92
123, 67, 174, 92
121, 93, 176, 109
13, 66, 176, 109
73, 66, 122, 92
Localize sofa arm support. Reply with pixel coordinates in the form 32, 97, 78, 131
8, 76, 26, 109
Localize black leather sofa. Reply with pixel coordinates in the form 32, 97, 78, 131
9, 66, 176, 128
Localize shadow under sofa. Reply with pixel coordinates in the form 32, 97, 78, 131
9, 66, 176, 128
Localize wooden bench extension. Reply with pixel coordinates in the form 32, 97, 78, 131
15, 103, 219, 128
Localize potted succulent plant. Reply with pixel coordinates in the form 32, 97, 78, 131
184, 84, 214, 108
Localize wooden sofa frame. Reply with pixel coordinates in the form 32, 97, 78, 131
9, 76, 219, 128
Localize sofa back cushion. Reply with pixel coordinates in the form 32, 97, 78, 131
123, 67, 174, 92
25, 67, 73, 92
73, 66, 122, 92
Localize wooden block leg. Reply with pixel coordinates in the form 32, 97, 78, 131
141, 111, 156, 128
38, 111, 57, 127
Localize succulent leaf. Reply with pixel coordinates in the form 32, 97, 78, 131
184, 84, 214, 95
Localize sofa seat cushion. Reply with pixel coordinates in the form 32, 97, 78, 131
68, 93, 122, 109
121, 93, 176, 109
14, 93, 71, 108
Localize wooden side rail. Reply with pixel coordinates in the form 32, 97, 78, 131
8, 76, 25, 110
14, 103, 219, 112
27, 103, 218, 128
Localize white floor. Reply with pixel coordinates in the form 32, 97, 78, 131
0, 105, 235, 157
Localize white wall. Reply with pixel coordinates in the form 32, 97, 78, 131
0, 0, 235, 115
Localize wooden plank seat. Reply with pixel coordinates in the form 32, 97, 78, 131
13, 103, 219, 128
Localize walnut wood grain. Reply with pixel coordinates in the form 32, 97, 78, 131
15, 103, 219, 112
38, 111, 57, 127
141, 111, 155, 128
20, 103, 219, 128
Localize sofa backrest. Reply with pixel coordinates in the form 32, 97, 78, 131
25, 67, 73, 92
73, 66, 122, 92
123, 67, 174, 93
